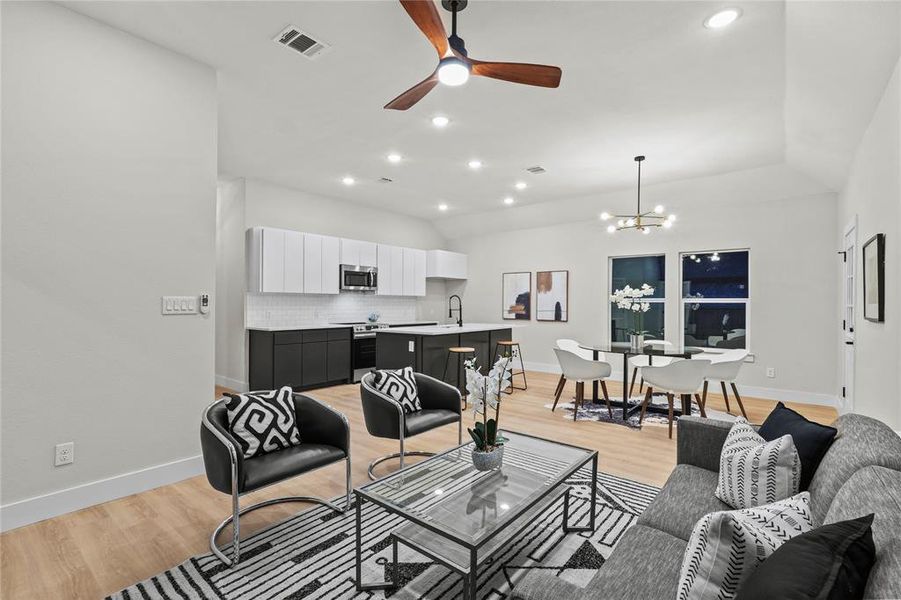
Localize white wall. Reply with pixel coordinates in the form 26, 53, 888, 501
1, 0, 217, 525
214, 178, 450, 390
837, 57, 901, 431
450, 191, 839, 404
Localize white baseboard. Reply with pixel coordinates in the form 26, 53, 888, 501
522, 361, 836, 407
0, 454, 204, 532
215, 374, 247, 392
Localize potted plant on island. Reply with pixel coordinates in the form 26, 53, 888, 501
464, 355, 513, 471
610, 284, 655, 352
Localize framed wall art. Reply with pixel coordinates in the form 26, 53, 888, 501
502, 272, 531, 320
862, 233, 885, 322
536, 270, 569, 322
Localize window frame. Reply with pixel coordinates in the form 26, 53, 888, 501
608, 253, 667, 344
679, 248, 751, 352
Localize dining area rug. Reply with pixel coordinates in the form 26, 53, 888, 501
106, 470, 659, 600
546, 395, 735, 429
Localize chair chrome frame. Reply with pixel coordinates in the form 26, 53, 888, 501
201, 396, 352, 567
361, 374, 463, 481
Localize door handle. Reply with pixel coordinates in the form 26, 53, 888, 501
845, 341, 854, 346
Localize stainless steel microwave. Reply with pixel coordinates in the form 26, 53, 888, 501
340, 264, 377, 292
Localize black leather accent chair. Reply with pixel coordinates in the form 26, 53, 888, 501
360, 371, 462, 480
201, 393, 351, 566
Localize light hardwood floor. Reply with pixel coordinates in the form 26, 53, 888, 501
0, 372, 836, 599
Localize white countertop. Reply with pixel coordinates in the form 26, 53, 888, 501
376, 322, 524, 336
246, 320, 440, 332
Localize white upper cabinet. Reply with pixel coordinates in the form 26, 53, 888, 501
249, 227, 426, 296
340, 238, 377, 267
426, 249, 468, 280
283, 230, 304, 293
303, 233, 339, 294
402, 248, 426, 297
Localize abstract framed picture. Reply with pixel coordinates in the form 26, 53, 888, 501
536, 270, 569, 322
502, 272, 531, 320
863, 233, 885, 322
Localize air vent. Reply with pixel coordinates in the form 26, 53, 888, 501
273, 25, 331, 60
526, 166, 546, 174
378, 177, 394, 184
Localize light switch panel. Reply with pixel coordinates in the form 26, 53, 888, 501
161, 296, 200, 315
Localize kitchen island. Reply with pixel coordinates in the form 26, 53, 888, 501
375, 323, 521, 392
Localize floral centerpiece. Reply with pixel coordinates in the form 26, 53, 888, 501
464, 355, 513, 471
610, 284, 655, 351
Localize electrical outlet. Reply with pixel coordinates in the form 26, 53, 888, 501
54, 442, 74, 466
766, 368, 776, 378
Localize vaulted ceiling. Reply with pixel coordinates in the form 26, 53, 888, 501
65, 1, 900, 228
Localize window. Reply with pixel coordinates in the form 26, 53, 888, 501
610, 255, 665, 342
681, 250, 749, 349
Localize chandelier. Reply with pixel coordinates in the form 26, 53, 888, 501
600, 156, 676, 234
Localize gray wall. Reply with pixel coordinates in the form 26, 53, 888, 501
837, 56, 901, 431
1, 2, 217, 504
449, 191, 839, 403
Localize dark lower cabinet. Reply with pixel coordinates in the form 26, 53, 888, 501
273, 343, 303, 389
302, 341, 328, 386
249, 328, 352, 391
327, 340, 351, 382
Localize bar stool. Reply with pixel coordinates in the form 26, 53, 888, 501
493, 340, 527, 392
443, 346, 475, 409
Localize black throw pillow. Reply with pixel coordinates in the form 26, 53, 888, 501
735, 514, 876, 600
759, 402, 837, 490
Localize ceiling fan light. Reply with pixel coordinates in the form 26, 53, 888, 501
437, 57, 471, 86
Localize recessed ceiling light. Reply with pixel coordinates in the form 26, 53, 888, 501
514, 181, 527, 190
504, 197, 515, 205
387, 153, 402, 163
431, 115, 450, 128
341, 176, 355, 186
704, 8, 741, 29
438, 203, 448, 211
468, 160, 482, 170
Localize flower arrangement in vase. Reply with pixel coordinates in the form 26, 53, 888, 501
610, 284, 655, 351
464, 355, 513, 471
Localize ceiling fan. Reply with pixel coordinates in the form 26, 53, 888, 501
385, 0, 562, 110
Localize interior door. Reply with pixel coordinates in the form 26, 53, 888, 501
841, 221, 856, 412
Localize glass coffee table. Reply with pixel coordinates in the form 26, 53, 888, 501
354, 430, 598, 599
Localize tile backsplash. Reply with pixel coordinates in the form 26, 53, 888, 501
246, 282, 449, 326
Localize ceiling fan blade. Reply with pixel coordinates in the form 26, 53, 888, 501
384, 72, 439, 110
399, 0, 449, 58
470, 60, 562, 88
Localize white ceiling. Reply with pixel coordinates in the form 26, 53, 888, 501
63, 1, 899, 225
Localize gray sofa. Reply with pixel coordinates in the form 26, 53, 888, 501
513, 413, 901, 599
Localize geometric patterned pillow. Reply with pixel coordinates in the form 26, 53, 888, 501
715, 417, 801, 509
224, 386, 301, 459
677, 492, 813, 600
371, 367, 421, 414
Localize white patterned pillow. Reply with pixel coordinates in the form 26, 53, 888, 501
677, 492, 813, 600
371, 367, 421, 414
716, 417, 801, 509
225, 386, 301, 459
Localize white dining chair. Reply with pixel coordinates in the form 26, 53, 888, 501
552, 348, 614, 420
701, 349, 749, 420
554, 339, 602, 402
639, 359, 711, 438
628, 339, 675, 398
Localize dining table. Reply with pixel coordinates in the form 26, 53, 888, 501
577, 342, 704, 421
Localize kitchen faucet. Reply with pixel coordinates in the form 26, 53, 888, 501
448, 295, 463, 327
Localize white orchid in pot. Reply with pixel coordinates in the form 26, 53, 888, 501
610, 284, 655, 351
464, 355, 513, 471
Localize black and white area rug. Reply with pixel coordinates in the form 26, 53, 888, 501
107, 470, 659, 599
548, 395, 734, 429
